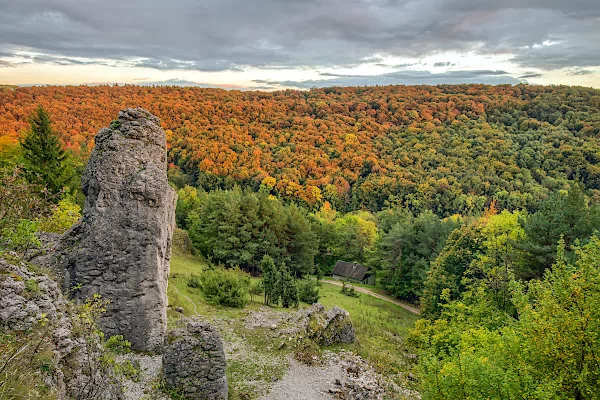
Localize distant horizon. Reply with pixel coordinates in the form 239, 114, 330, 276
4, 81, 600, 92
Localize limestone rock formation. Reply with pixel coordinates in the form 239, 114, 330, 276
0, 255, 122, 399
59, 108, 176, 352
163, 319, 228, 400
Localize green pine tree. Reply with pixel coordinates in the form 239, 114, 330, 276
284, 203, 317, 277
519, 183, 599, 279
280, 262, 299, 308
19, 106, 73, 196
261, 255, 278, 305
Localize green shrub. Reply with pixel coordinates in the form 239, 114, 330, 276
186, 274, 202, 289
0, 166, 55, 234
40, 198, 81, 233
172, 227, 196, 255
0, 326, 56, 399
105, 335, 131, 355
195, 267, 250, 308
298, 277, 320, 304
294, 338, 320, 365
113, 359, 141, 382
0, 218, 41, 252
340, 281, 359, 298
24, 278, 41, 299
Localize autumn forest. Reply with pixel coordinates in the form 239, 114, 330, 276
1, 84, 599, 215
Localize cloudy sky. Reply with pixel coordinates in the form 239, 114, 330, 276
1, 0, 599, 89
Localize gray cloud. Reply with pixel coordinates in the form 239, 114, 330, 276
434, 62, 455, 67
31, 54, 112, 66
257, 69, 520, 88
130, 58, 243, 72
0, 0, 599, 74
518, 72, 543, 78
566, 68, 594, 76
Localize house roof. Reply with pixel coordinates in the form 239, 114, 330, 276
332, 260, 371, 281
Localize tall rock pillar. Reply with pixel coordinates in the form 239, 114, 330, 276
61, 108, 176, 352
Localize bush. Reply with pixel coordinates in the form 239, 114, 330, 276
0, 325, 55, 399
195, 267, 250, 308
340, 281, 359, 298
186, 274, 201, 289
40, 198, 81, 233
0, 218, 41, 252
298, 277, 320, 304
105, 335, 131, 355
294, 338, 320, 365
0, 166, 54, 232
172, 227, 196, 255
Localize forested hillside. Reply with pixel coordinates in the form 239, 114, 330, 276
2, 85, 600, 399
1, 84, 599, 215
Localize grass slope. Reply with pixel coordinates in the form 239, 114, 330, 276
318, 283, 418, 380
167, 253, 419, 399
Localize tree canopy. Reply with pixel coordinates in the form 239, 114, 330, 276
1, 84, 599, 214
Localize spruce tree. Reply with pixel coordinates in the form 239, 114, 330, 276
519, 183, 599, 278
261, 255, 277, 305
284, 204, 317, 277
280, 262, 299, 308
20, 106, 73, 196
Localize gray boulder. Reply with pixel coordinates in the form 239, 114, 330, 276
58, 108, 176, 352
299, 303, 356, 345
163, 319, 228, 400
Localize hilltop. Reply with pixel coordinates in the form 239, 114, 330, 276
1, 84, 599, 214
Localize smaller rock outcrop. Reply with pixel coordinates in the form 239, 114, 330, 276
163, 318, 228, 400
244, 303, 356, 345
301, 303, 356, 345
0, 254, 122, 399
259, 303, 356, 347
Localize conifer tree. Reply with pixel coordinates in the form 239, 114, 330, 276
519, 183, 600, 278
284, 203, 317, 277
261, 255, 277, 305
19, 106, 73, 196
280, 262, 299, 308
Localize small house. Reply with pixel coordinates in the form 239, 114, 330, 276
332, 260, 375, 285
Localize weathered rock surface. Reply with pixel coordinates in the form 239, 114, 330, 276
300, 303, 356, 345
245, 303, 356, 345
163, 318, 228, 400
0, 254, 122, 399
58, 108, 176, 352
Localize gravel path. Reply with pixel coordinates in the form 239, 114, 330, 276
322, 280, 421, 315
259, 355, 340, 400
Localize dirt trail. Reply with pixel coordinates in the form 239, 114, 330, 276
170, 284, 199, 315
322, 280, 421, 315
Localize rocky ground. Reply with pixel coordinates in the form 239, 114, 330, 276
258, 350, 420, 400
118, 354, 168, 400
240, 306, 420, 400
